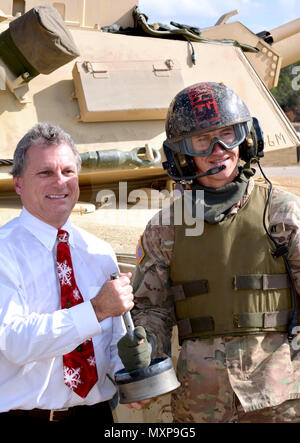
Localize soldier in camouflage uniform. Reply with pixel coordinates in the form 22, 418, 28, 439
117, 82, 300, 422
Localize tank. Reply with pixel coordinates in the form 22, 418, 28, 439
0, 0, 299, 423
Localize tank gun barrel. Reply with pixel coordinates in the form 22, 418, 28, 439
269, 18, 300, 68
269, 18, 300, 43
258, 18, 300, 68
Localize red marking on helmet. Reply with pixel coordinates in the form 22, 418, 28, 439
187, 83, 220, 128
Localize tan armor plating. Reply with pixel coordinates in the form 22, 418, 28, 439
170, 183, 292, 341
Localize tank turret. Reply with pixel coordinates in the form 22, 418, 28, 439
0, 3, 299, 195
199, 11, 300, 88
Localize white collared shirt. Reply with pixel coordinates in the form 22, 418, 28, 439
0, 208, 126, 411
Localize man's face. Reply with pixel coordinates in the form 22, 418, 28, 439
191, 126, 239, 188
13, 143, 80, 228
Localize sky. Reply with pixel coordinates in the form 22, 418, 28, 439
138, 0, 299, 34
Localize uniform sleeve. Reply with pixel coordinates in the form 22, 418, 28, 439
0, 252, 102, 365
131, 218, 177, 358
269, 188, 300, 317
108, 316, 126, 375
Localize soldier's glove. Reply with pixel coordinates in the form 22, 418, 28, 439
117, 326, 151, 372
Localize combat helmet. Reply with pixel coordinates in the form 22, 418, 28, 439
163, 82, 264, 182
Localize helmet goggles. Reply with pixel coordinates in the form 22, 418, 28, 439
166, 122, 250, 157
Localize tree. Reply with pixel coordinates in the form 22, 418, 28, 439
271, 62, 300, 121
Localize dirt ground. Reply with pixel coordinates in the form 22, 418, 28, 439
260, 147, 300, 196
73, 219, 144, 255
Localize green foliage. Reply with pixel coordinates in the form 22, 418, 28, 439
271, 63, 300, 117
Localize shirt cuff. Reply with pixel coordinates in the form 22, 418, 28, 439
69, 301, 102, 340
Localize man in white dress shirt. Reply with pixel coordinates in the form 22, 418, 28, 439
0, 122, 134, 423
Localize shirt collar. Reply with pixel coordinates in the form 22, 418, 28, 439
19, 208, 75, 250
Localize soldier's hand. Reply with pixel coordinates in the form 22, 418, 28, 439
91, 272, 133, 322
117, 326, 151, 372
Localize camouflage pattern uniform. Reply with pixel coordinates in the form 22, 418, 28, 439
132, 177, 300, 422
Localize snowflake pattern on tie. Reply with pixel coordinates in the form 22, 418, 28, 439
63, 367, 82, 390
87, 355, 96, 367
57, 229, 98, 398
57, 260, 72, 286
72, 288, 81, 301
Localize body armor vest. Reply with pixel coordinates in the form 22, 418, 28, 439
170, 183, 292, 342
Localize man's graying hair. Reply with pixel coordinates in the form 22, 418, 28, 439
10, 122, 82, 177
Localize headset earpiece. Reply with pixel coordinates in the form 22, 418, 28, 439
163, 142, 198, 182
239, 117, 264, 162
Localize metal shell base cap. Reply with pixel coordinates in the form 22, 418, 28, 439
115, 357, 180, 404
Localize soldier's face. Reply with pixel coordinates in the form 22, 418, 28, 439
13, 143, 80, 228
192, 129, 239, 188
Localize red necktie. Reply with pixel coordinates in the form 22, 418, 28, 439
57, 229, 98, 398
